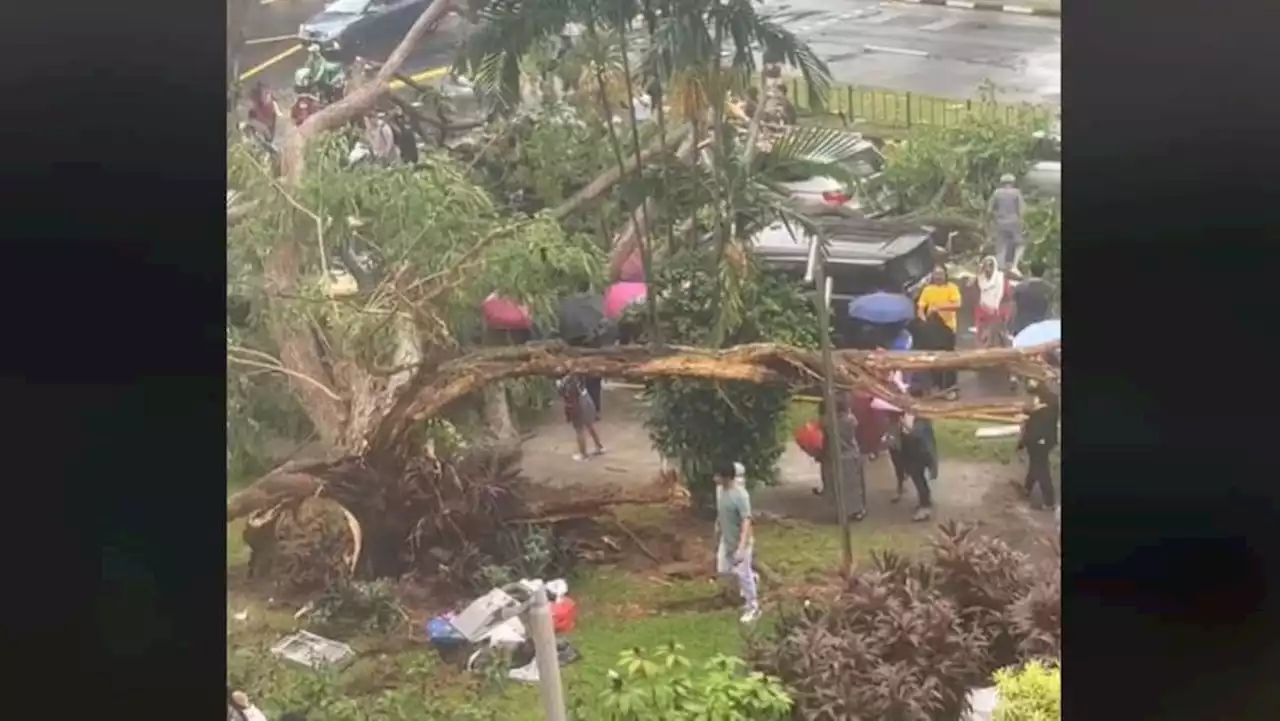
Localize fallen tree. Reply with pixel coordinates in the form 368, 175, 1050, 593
366, 340, 1061, 457
229, 339, 1056, 592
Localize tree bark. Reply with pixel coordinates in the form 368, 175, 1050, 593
368, 341, 1060, 456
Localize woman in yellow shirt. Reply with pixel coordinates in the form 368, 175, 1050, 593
915, 266, 962, 397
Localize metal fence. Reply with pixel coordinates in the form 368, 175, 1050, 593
785, 78, 1056, 131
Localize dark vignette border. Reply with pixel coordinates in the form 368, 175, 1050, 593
0, 0, 1279, 716
0, 0, 228, 712
1066, 0, 1280, 719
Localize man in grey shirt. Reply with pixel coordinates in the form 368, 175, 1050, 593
988, 174, 1026, 273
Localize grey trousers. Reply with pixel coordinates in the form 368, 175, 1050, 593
994, 225, 1026, 271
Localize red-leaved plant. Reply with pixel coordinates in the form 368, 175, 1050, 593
746, 522, 1061, 721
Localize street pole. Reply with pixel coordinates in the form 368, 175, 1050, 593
812, 256, 854, 578
522, 581, 569, 721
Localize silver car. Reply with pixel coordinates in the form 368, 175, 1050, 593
780, 140, 897, 216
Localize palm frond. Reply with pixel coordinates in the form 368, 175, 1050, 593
754, 17, 832, 113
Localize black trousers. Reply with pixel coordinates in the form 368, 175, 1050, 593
1025, 442, 1056, 507
891, 448, 933, 508
584, 376, 603, 415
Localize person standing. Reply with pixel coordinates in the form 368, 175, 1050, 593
555, 374, 606, 461
822, 393, 868, 522
896, 385, 939, 522
1011, 261, 1054, 335
988, 174, 1027, 273
245, 82, 280, 142
971, 255, 1013, 349
915, 266, 962, 398
1019, 380, 1059, 512
714, 461, 760, 623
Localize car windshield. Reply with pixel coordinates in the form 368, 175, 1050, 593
325, 0, 369, 14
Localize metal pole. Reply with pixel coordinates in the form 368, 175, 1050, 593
812, 257, 853, 577
522, 581, 569, 721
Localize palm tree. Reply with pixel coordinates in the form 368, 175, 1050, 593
459, 0, 842, 343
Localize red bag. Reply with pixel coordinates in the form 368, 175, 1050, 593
550, 597, 577, 634
794, 419, 825, 458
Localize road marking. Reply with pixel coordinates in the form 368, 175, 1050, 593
1003, 4, 1035, 12
863, 44, 931, 57
244, 34, 298, 46
920, 16, 964, 31
240, 43, 302, 81
389, 66, 449, 89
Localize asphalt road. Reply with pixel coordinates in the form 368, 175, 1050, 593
762, 0, 1059, 104
237, 0, 468, 91
238, 0, 1058, 104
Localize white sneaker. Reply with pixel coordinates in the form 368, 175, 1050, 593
593, 446, 607, 456
739, 604, 761, 624
572, 453, 587, 461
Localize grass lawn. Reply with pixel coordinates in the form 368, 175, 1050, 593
226, 412, 1048, 719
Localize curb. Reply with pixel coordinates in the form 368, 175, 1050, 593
893, 0, 1061, 17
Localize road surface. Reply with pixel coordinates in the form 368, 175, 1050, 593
237, 0, 468, 91
761, 0, 1060, 104
237, 0, 1058, 105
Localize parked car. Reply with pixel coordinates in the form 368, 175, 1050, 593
298, 0, 432, 57
747, 216, 944, 346
778, 138, 898, 216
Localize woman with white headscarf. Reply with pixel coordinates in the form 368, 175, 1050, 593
971, 255, 1013, 349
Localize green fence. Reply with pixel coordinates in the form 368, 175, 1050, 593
785, 78, 1056, 131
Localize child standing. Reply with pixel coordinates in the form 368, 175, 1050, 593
714, 461, 760, 623
556, 374, 605, 461
897, 385, 939, 522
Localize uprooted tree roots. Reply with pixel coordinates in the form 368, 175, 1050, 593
237, 444, 690, 595
231, 341, 1056, 594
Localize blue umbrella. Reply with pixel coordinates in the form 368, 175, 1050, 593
1012, 319, 1061, 349
848, 292, 915, 324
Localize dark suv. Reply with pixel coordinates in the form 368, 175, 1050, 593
748, 216, 943, 345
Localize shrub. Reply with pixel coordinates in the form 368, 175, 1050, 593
992, 660, 1061, 721
573, 643, 793, 721
746, 523, 1061, 721
631, 253, 820, 510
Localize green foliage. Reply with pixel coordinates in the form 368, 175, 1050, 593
306, 579, 408, 638
457, 105, 629, 237
630, 252, 820, 509
882, 85, 1048, 213
1022, 198, 1061, 277
993, 660, 1062, 721
574, 643, 792, 721
229, 138, 600, 356
472, 524, 577, 589
226, 137, 602, 456
228, 645, 498, 721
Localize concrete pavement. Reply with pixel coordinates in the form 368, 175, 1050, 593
760, 0, 1060, 104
